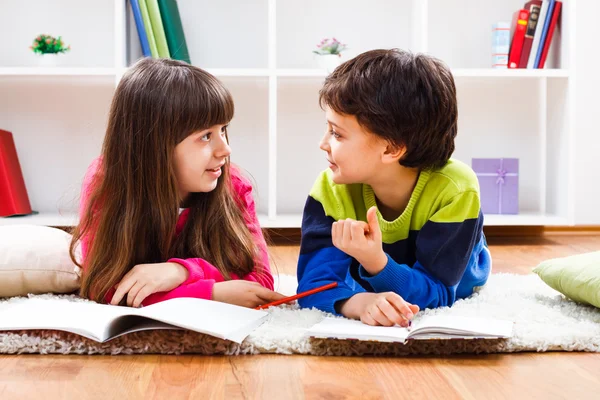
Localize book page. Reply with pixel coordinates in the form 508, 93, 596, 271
308, 316, 514, 343
409, 316, 514, 339
0, 298, 131, 342
136, 298, 269, 344
307, 317, 410, 343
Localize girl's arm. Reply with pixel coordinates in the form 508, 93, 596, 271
163, 168, 274, 294
80, 161, 272, 306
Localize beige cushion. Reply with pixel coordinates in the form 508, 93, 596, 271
0, 225, 81, 297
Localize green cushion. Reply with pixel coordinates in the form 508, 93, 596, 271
533, 251, 600, 308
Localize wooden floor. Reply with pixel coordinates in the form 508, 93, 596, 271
2, 234, 600, 399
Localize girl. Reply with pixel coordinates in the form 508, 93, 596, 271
70, 58, 284, 309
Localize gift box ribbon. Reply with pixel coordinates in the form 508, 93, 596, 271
475, 159, 518, 214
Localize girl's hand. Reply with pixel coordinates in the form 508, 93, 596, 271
212, 280, 286, 308
332, 206, 387, 275
111, 262, 189, 307
340, 292, 420, 327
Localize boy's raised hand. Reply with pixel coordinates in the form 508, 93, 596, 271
332, 206, 388, 275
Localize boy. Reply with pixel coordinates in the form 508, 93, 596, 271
297, 49, 491, 327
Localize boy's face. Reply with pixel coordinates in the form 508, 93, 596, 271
319, 107, 389, 185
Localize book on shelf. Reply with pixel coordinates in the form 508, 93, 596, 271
538, 1, 562, 68
138, 0, 159, 57
146, 0, 171, 58
508, 9, 530, 68
519, 1, 543, 68
308, 315, 514, 344
129, 0, 152, 57
158, 0, 191, 64
510, 0, 563, 69
527, 0, 549, 68
0, 297, 268, 344
533, 0, 556, 68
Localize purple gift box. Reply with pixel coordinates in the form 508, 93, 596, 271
472, 158, 519, 215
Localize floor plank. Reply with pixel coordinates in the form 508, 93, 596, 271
1, 235, 600, 399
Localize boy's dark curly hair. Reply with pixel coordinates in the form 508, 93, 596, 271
319, 49, 457, 170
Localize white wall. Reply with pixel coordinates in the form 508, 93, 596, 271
574, 0, 600, 225
0, 0, 114, 68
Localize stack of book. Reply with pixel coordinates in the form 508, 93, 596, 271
508, 0, 562, 69
130, 0, 191, 64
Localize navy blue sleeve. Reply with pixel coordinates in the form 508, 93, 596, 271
297, 196, 365, 315
358, 209, 485, 309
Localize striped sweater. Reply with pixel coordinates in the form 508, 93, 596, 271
297, 159, 491, 315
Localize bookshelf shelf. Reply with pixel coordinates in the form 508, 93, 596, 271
0, 68, 117, 77
0, 211, 570, 229
116, 67, 272, 78
0, 0, 578, 230
275, 68, 570, 78
0, 68, 571, 80
452, 68, 570, 78
0, 213, 78, 228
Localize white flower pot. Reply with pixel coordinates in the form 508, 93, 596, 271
34, 53, 65, 67
315, 54, 342, 73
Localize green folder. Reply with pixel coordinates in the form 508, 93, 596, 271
138, 0, 158, 57
146, 0, 171, 58
157, 0, 191, 64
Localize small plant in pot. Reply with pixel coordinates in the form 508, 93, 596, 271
30, 34, 71, 67
313, 38, 347, 73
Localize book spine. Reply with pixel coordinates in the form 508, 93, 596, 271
508, 9, 530, 69
129, 0, 152, 57
534, 0, 556, 68
139, 0, 159, 57
146, 0, 171, 58
538, 1, 562, 68
492, 22, 510, 68
527, 0, 550, 68
157, 0, 191, 64
519, 2, 542, 68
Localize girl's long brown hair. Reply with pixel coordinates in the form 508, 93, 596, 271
70, 58, 264, 302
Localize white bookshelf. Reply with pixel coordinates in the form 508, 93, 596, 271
0, 0, 576, 228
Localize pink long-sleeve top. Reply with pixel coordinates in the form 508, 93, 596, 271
79, 157, 274, 305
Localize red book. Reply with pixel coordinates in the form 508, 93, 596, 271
0, 129, 33, 217
508, 9, 530, 69
518, 1, 543, 68
538, 1, 563, 68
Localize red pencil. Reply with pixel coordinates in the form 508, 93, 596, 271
255, 282, 338, 310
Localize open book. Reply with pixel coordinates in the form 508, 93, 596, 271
0, 297, 268, 344
308, 315, 513, 343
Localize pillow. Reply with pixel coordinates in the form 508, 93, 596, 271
533, 251, 600, 308
0, 225, 81, 297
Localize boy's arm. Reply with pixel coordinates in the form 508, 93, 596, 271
357, 191, 486, 309
297, 196, 365, 315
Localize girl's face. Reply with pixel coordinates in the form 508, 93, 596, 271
174, 123, 231, 200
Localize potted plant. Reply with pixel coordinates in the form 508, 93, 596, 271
313, 38, 347, 73
30, 34, 71, 67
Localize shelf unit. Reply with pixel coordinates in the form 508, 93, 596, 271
0, 0, 576, 228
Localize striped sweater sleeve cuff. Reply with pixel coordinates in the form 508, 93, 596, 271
358, 254, 412, 293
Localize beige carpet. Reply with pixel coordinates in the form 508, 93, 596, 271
1, 274, 600, 356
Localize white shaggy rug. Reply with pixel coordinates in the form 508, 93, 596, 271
1, 273, 600, 356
